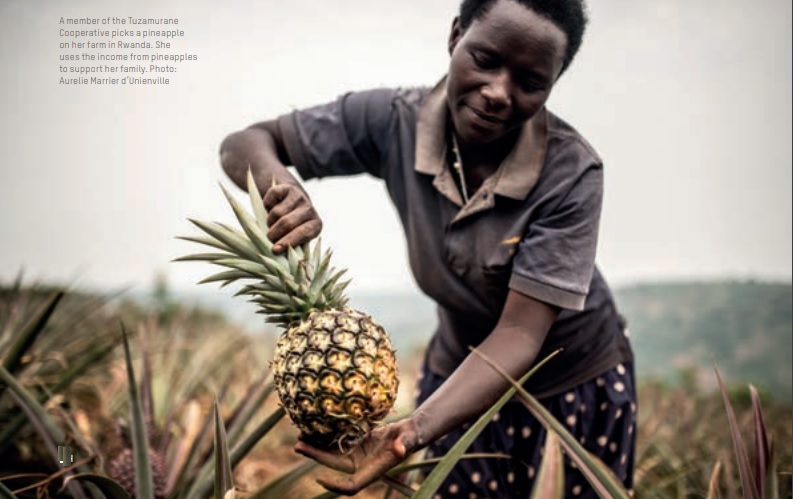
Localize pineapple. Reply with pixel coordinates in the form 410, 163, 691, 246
176, 172, 399, 449
108, 447, 168, 499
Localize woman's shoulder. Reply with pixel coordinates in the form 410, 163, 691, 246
349, 84, 433, 105
393, 84, 433, 103
381, 85, 435, 116
544, 109, 603, 167
340, 85, 433, 123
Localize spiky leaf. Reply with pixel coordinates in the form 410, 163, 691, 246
121, 324, 155, 499
214, 398, 234, 499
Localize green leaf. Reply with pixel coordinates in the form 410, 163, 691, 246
121, 323, 155, 499
64, 474, 132, 499
286, 245, 300, 278
714, 365, 759, 499
226, 378, 275, 447
246, 169, 269, 233
220, 182, 274, 258
176, 235, 233, 254
749, 385, 770, 499
139, 327, 156, 453
305, 455, 510, 499
212, 259, 271, 280
171, 381, 233, 497
247, 290, 293, 305
379, 476, 415, 498
198, 271, 253, 286
307, 247, 333, 301
469, 348, 631, 499
214, 398, 234, 499
706, 460, 722, 499
411, 349, 561, 499
0, 364, 65, 452
188, 407, 286, 499
188, 219, 261, 262
0, 366, 90, 499
0, 340, 117, 454
530, 431, 565, 499
1, 290, 63, 377
387, 452, 511, 476
319, 268, 348, 297
172, 252, 233, 262
229, 406, 287, 466
768, 450, 780, 499
0, 481, 18, 499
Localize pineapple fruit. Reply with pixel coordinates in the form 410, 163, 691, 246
177, 172, 399, 449
108, 447, 168, 499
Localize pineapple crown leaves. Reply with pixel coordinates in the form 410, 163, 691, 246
175, 170, 350, 327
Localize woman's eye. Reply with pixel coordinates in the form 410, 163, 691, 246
470, 51, 497, 69
520, 80, 543, 93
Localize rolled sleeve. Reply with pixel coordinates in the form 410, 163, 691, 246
276, 89, 398, 180
509, 165, 603, 311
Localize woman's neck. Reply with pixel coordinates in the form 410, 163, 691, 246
454, 127, 520, 170
451, 127, 520, 194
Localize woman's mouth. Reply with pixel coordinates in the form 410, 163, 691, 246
467, 106, 507, 129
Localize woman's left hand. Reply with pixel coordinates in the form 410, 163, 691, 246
294, 418, 420, 496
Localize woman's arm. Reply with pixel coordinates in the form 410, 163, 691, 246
219, 121, 322, 253
411, 290, 559, 445
295, 289, 559, 496
220, 121, 292, 192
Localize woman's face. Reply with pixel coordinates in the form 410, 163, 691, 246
446, 0, 568, 146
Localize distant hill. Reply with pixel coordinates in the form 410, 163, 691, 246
161, 280, 791, 399
613, 280, 792, 399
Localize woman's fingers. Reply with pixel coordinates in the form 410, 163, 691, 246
263, 184, 298, 227
294, 441, 355, 473
262, 184, 322, 252
293, 422, 417, 497
316, 473, 373, 496
270, 219, 322, 253
312, 451, 393, 496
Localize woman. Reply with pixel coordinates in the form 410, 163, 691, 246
219, 0, 635, 496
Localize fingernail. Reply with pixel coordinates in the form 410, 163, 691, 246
273, 244, 282, 253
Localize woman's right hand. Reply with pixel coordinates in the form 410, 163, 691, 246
263, 181, 322, 254
294, 418, 421, 496
220, 124, 322, 254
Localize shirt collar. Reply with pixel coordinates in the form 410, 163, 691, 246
414, 76, 548, 200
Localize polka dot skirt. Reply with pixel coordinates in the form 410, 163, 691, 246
414, 360, 637, 498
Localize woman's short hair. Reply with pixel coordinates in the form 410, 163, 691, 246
458, 0, 589, 76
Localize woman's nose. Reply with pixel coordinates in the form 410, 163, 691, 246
480, 73, 512, 109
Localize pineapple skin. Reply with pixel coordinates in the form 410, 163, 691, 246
271, 307, 399, 449
107, 447, 168, 499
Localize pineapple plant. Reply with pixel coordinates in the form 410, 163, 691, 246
176, 172, 399, 450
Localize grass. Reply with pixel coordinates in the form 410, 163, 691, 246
633, 377, 791, 498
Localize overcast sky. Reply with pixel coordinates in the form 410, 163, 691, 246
1, 0, 790, 298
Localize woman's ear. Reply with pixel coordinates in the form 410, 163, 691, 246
448, 17, 463, 56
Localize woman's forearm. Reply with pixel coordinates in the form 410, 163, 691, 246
219, 123, 297, 196
410, 325, 544, 447
218, 122, 322, 251
409, 292, 559, 450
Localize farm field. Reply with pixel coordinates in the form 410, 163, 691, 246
0, 280, 790, 498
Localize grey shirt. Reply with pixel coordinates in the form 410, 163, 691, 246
278, 78, 633, 398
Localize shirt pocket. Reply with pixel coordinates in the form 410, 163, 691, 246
480, 264, 512, 312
